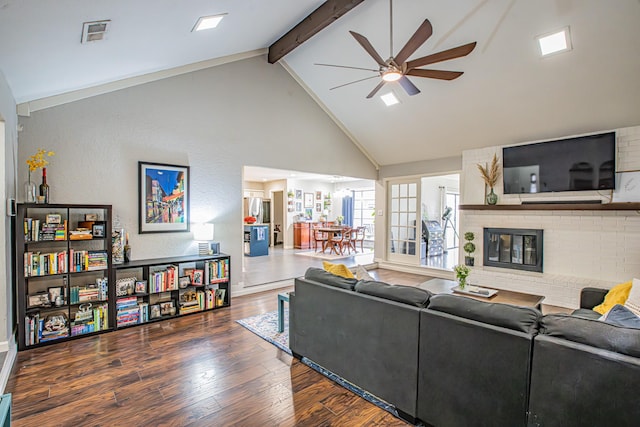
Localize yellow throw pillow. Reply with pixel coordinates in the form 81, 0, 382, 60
322, 261, 355, 279
593, 280, 633, 315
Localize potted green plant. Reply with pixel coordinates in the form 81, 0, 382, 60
463, 232, 476, 266
453, 264, 470, 289
336, 215, 344, 226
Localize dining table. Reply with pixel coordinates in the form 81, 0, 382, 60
316, 226, 348, 255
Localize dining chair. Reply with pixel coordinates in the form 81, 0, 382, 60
313, 225, 328, 253
354, 226, 366, 252
328, 226, 351, 255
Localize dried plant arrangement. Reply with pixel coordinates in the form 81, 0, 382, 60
477, 153, 501, 188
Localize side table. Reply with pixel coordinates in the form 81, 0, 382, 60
277, 292, 290, 333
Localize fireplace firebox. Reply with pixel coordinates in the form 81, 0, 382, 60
483, 228, 543, 272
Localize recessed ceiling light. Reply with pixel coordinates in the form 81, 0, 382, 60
537, 26, 572, 56
192, 14, 226, 32
380, 92, 400, 106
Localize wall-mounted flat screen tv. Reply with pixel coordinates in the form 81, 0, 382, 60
502, 132, 616, 194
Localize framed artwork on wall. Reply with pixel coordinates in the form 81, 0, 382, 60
295, 201, 302, 212
304, 193, 313, 208
139, 161, 190, 233
315, 191, 322, 200
295, 189, 302, 200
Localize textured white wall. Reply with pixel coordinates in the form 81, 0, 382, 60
461, 125, 640, 308
17, 55, 377, 295
0, 69, 18, 352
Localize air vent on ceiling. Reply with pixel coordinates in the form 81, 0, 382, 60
81, 20, 111, 43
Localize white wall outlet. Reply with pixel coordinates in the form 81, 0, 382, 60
377, 209, 383, 216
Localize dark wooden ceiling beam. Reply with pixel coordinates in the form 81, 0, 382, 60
268, 0, 365, 64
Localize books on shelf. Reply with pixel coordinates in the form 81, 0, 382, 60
70, 277, 108, 304
24, 250, 68, 277
23, 218, 68, 242
70, 303, 109, 336
116, 296, 140, 326
149, 265, 179, 293
204, 259, 230, 284
69, 249, 108, 272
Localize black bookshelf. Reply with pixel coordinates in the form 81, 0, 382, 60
113, 254, 230, 328
15, 203, 113, 350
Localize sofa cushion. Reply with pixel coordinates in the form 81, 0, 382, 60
540, 314, 640, 358
354, 280, 431, 307
304, 267, 358, 290
571, 308, 602, 320
322, 261, 355, 279
593, 280, 632, 314
601, 304, 640, 329
426, 294, 541, 334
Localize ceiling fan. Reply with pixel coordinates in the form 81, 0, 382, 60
317, 0, 477, 99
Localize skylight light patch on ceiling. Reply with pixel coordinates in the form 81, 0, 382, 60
381, 92, 400, 106
193, 14, 227, 32
537, 26, 572, 56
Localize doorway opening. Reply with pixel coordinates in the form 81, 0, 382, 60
419, 174, 459, 271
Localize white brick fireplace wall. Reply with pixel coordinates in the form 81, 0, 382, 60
460, 125, 640, 308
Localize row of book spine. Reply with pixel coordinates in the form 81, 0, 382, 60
149, 265, 178, 293
23, 218, 68, 242
179, 289, 227, 315
25, 313, 69, 346
70, 303, 109, 336
204, 259, 230, 284
116, 297, 148, 326
70, 250, 108, 272
69, 278, 108, 304
24, 251, 68, 277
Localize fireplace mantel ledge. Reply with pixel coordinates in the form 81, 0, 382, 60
459, 202, 640, 211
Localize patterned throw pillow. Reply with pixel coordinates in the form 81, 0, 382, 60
624, 278, 640, 317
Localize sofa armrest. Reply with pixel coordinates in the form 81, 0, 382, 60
580, 287, 608, 309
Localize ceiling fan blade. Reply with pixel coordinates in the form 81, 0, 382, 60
406, 69, 464, 80
315, 63, 379, 72
349, 31, 387, 67
366, 81, 386, 99
398, 76, 420, 96
406, 41, 477, 70
330, 75, 380, 91
393, 19, 433, 65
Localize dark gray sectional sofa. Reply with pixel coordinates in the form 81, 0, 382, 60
289, 268, 640, 427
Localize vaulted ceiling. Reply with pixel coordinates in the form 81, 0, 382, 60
2, 0, 640, 168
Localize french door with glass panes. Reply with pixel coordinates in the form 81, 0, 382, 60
387, 179, 421, 264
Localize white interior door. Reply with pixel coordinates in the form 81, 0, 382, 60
387, 179, 421, 264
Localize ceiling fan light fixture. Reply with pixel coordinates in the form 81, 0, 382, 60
537, 26, 572, 56
382, 70, 402, 82
192, 14, 227, 32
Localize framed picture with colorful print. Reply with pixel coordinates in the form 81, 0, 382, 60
139, 161, 190, 233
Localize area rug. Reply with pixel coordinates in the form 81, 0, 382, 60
237, 310, 410, 424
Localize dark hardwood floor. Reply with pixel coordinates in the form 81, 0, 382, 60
6, 267, 569, 426
7, 269, 420, 427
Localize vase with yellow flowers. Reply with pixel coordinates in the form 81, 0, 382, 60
26, 149, 55, 203
477, 153, 501, 205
